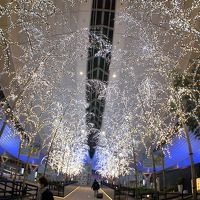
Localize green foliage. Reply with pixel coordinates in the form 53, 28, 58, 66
169, 101, 177, 113
186, 116, 199, 134
137, 187, 154, 194
166, 186, 177, 192
170, 59, 200, 137
177, 177, 184, 185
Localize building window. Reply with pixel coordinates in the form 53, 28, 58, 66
86, 0, 116, 131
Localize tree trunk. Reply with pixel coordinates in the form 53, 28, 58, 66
13, 140, 22, 182
161, 151, 166, 198
133, 149, 138, 198
184, 125, 197, 200
22, 147, 32, 188
43, 108, 68, 176
43, 155, 49, 176
0, 115, 9, 138
151, 152, 157, 192
43, 127, 58, 176
43, 132, 56, 176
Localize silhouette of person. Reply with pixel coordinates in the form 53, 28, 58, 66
91, 179, 100, 197
37, 176, 54, 200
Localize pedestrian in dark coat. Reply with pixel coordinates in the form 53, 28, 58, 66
37, 176, 54, 200
91, 179, 100, 197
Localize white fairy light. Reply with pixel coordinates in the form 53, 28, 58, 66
0, 0, 111, 176
0, 0, 199, 181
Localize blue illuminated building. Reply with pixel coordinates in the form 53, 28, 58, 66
0, 118, 41, 165
1, 114, 200, 171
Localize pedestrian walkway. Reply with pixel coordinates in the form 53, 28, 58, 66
54, 186, 112, 200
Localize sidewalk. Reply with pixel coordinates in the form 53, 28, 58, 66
54, 186, 112, 200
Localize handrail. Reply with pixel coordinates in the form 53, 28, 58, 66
0, 179, 38, 199
102, 182, 195, 200
48, 180, 78, 197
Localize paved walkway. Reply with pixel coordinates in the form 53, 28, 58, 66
54, 186, 112, 200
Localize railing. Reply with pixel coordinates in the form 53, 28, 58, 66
0, 179, 38, 200
49, 180, 78, 197
0, 168, 23, 181
102, 182, 194, 200
49, 181, 64, 197
139, 191, 193, 200
0, 178, 78, 199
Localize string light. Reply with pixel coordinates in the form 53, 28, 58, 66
0, 0, 199, 179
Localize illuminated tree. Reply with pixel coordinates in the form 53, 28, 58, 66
114, 2, 199, 197
95, 73, 138, 180
167, 60, 199, 199
134, 77, 175, 191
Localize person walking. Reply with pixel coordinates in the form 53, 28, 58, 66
37, 176, 54, 200
91, 179, 100, 197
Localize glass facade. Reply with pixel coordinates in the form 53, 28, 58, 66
86, 0, 116, 153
